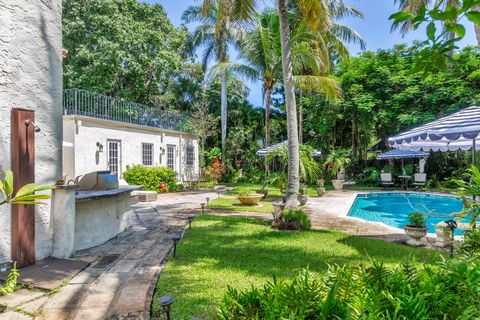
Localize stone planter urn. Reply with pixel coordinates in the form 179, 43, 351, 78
298, 194, 308, 206
331, 179, 344, 190
272, 201, 286, 214
316, 187, 326, 196
404, 225, 427, 246
237, 195, 263, 206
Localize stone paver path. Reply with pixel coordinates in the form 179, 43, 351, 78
0, 190, 218, 320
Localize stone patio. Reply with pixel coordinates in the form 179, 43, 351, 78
0, 190, 218, 320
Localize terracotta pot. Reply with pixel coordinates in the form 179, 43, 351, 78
316, 187, 326, 196
298, 194, 308, 206
237, 195, 263, 206
332, 179, 344, 190
404, 225, 427, 241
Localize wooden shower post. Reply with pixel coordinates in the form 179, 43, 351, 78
11, 108, 36, 268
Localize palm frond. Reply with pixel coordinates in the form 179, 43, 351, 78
294, 75, 342, 101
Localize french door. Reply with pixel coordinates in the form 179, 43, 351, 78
107, 140, 121, 177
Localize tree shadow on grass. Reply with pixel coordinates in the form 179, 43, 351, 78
154, 215, 443, 319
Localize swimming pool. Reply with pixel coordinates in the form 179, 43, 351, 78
347, 193, 465, 234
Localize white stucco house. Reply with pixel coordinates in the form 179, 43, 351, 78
62, 89, 200, 183
0, 1, 199, 268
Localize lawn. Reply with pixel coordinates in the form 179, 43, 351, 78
207, 183, 317, 213
152, 215, 443, 319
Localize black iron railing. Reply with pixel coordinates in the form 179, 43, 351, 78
63, 89, 187, 131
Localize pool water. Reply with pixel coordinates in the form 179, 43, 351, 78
347, 193, 465, 234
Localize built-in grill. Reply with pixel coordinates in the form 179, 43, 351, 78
77, 170, 119, 191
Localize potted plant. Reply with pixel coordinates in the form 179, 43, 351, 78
316, 179, 326, 196
236, 190, 263, 206
404, 211, 428, 245
298, 186, 308, 205
324, 149, 351, 191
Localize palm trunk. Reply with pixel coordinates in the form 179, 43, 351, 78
278, 0, 300, 209
475, 6, 480, 47
220, 69, 227, 163
298, 90, 303, 144
265, 86, 272, 147
265, 85, 272, 178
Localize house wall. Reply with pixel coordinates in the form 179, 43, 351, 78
0, 1, 63, 263
63, 116, 199, 182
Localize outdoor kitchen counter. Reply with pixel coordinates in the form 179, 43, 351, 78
75, 185, 143, 202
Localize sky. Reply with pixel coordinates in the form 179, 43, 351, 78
146, 0, 478, 107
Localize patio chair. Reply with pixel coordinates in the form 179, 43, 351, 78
380, 173, 394, 188
412, 173, 427, 188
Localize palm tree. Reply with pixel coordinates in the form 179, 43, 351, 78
234, 0, 359, 208
294, 1, 365, 143
182, 2, 235, 162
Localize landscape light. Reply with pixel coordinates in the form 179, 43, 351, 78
188, 216, 194, 229
172, 236, 181, 259
158, 294, 174, 320
200, 202, 205, 214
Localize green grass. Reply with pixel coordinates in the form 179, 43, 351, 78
207, 183, 317, 213
207, 197, 274, 213
152, 215, 443, 320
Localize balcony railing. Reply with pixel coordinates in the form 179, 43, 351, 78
63, 89, 187, 131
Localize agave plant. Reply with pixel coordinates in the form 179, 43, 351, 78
0, 170, 55, 206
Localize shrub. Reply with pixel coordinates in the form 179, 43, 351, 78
273, 209, 311, 230
460, 228, 480, 256
123, 165, 176, 192
219, 258, 480, 319
407, 211, 426, 227
205, 157, 223, 182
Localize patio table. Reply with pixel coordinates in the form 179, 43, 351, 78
398, 175, 412, 190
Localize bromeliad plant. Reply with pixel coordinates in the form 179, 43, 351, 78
0, 170, 55, 206
453, 165, 480, 229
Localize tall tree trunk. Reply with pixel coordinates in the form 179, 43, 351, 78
265, 86, 272, 147
298, 90, 303, 144
475, 6, 480, 47
265, 85, 272, 178
220, 70, 228, 163
278, 0, 300, 209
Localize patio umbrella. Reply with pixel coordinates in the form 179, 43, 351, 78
256, 140, 322, 157
377, 149, 429, 160
388, 106, 480, 164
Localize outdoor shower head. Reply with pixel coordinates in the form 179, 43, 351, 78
24, 119, 41, 133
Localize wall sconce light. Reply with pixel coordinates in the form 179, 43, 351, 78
96, 142, 104, 153
160, 146, 165, 155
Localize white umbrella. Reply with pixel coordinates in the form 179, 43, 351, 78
388, 106, 480, 163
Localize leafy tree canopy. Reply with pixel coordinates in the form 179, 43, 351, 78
302, 44, 480, 159
63, 0, 188, 105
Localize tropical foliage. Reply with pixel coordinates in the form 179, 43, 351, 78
0, 170, 54, 206
219, 259, 480, 319
123, 165, 177, 192
63, 0, 187, 106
